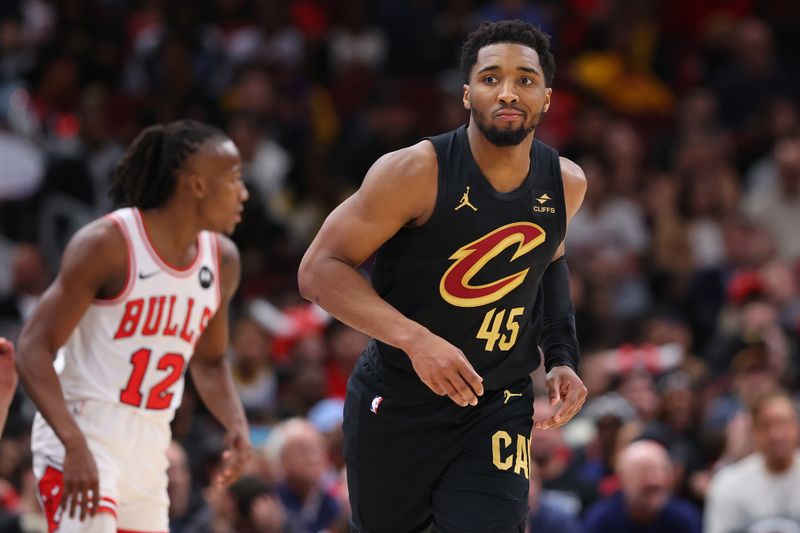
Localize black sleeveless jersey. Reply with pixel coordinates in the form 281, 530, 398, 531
371, 125, 567, 390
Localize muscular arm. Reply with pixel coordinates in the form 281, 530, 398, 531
299, 143, 436, 349
542, 158, 587, 371
536, 158, 588, 429
16, 220, 127, 448
552, 157, 588, 262
299, 142, 484, 406
189, 235, 250, 485
15, 218, 127, 517
190, 235, 247, 434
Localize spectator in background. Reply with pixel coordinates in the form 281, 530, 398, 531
49, 84, 124, 215
227, 476, 289, 533
532, 395, 598, 517
578, 392, 638, 497
584, 440, 702, 533
618, 370, 662, 425
640, 371, 710, 503
324, 320, 368, 399
307, 397, 346, 482
267, 418, 341, 533
528, 460, 585, 533
566, 155, 649, 266
705, 342, 783, 460
229, 316, 278, 423
711, 18, 796, 131
328, 0, 387, 76
744, 135, 800, 260
705, 390, 800, 533
167, 440, 213, 533
0, 97, 44, 204
0, 242, 50, 340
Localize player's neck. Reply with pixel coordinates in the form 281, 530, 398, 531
466, 123, 534, 193
139, 206, 200, 267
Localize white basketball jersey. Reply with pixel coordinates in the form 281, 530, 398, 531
56, 207, 221, 419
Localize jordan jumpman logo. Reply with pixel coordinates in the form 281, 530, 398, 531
455, 186, 478, 211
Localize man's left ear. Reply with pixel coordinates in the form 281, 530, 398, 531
186, 171, 206, 199
543, 88, 552, 114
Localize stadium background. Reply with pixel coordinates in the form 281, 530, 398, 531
0, 0, 799, 531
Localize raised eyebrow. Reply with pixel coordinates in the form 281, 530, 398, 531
518, 66, 541, 77
476, 65, 542, 77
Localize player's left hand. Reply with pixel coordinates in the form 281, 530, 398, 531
535, 365, 587, 430
214, 423, 252, 487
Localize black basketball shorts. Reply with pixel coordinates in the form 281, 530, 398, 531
343, 344, 534, 533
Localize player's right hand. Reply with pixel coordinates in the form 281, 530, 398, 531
406, 330, 483, 407
62, 437, 100, 522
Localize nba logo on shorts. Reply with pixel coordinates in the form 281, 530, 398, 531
370, 395, 383, 414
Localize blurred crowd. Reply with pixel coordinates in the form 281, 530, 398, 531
1, 0, 800, 532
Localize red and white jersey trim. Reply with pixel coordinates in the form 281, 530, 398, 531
55, 207, 222, 418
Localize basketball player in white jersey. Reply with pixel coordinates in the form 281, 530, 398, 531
15, 120, 251, 533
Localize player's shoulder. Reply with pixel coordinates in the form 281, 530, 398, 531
56, 215, 128, 281
65, 216, 127, 259
558, 156, 588, 193
212, 233, 240, 267
210, 232, 241, 300
365, 140, 438, 188
357, 141, 439, 223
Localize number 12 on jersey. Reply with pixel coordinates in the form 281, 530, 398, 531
476, 307, 524, 351
120, 348, 185, 410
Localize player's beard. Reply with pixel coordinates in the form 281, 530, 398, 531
472, 103, 544, 147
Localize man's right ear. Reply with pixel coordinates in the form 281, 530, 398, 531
463, 84, 471, 110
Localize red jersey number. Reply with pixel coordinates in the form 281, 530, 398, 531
119, 348, 185, 409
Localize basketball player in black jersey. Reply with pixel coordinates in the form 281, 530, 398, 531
300, 20, 587, 533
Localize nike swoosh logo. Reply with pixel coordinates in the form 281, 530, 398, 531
138, 270, 161, 280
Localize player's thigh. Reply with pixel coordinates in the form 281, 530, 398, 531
32, 408, 121, 533
115, 411, 171, 532
55, 512, 117, 533
34, 462, 120, 533
431, 380, 533, 533
344, 360, 457, 533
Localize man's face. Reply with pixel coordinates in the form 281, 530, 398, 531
463, 42, 551, 147
186, 138, 249, 235
281, 426, 327, 490
620, 449, 673, 518
754, 397, 800, 467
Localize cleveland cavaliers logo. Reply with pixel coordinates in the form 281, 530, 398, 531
439, 222, 546, 307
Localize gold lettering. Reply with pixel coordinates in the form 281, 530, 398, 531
492, 431, 513, 470
533, 206, 556, 214
514, 434, 530, 479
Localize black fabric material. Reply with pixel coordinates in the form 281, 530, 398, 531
372, 125, 566, 391
540, 256, 580, 373
344, 344, 533, 533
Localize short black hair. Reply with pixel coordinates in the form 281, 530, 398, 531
110, 120, 226, 209
460, 20, 555, 86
